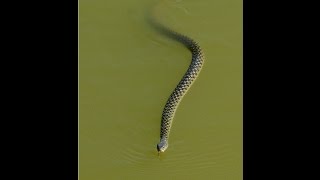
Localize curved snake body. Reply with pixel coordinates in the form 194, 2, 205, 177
147, 7, 205, 153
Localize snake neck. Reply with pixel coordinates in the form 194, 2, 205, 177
160, 137, 168, 143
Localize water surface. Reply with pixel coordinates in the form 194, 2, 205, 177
80, 0, 242, 179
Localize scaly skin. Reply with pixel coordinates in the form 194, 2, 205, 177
147, 5, 205, 153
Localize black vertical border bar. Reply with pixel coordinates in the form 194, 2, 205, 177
67, 0, 79, 179
5, 0, 79, 179
59, 0, 79, 179
243, 0, 314, 178
243, 0, 249, 179
68, 0, 78, 179
244, 0, 257, 179
244, 0, 272, 179
52, 0, 79, 179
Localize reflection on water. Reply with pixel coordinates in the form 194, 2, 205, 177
80, 0, 242, 179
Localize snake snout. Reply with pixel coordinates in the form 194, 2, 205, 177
157, 144, 161, 152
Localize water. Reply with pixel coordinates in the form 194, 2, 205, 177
80, 0, 242, 179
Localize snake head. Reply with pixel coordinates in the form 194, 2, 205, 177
157, 139, 168, 153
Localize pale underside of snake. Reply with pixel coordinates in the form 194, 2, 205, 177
147, 4, 205, 154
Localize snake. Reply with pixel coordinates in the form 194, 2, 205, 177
147, 2, 205, 153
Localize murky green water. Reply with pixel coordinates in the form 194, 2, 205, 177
80, 0, 242, 179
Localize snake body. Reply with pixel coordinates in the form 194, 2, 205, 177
147, 6, 205, 153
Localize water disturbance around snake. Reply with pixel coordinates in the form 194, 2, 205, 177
147, 2, 205, 154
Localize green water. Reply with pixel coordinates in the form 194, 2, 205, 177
80, 0, 242, 179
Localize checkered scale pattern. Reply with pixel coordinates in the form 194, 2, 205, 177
158, 25, 205, 146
